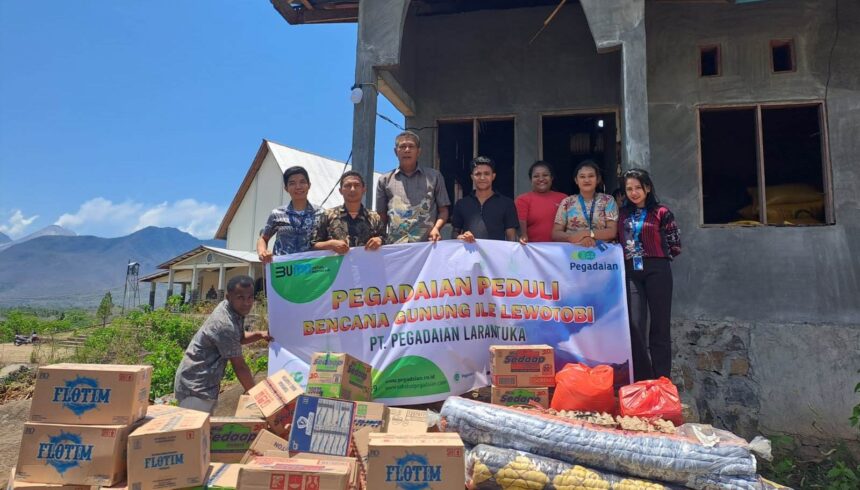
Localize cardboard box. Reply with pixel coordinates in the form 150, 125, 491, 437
490, 386, 550, 408
292, 454, 358, 490
307, 353, 372, 402
240, 430, 290, 464
15, 422, 136, 486
382, 408, 427, 434
489, 345, 555, 387
144, 404, 195, 418
248, 371, 303, 438
238, 457, 350, 490
127, 409, 210, 490
29, 364, 152, 425
352, 401, 385, 432
6, 469, 89, 490
210, 417, 267, 463
234, 395, 264, 419
366, 433, 465, 490
205, 463, 242, 490
288, 395, 355, 457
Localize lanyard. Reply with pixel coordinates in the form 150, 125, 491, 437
632, 209, 647, 249
577, 195, 597, 231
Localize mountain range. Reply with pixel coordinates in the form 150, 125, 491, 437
0, 226, 224, 308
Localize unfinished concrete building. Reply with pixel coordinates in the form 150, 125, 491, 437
272, 0, 860, 451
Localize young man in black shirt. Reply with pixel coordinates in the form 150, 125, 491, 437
452, 156, 521, 242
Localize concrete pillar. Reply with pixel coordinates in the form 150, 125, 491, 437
148, 282, 156, 309
218, 265, 226, 300
580, 0, 650, 170
190, 265, 199, 303
351, 0, 412, 207
166, 268, 175, 299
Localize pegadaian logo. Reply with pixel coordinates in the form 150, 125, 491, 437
385, 454, 441, 490
570, 250, 596, 261
38, 432, 94, 475
52, 376, 112, 416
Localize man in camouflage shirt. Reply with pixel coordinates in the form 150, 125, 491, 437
312, 171, 385, 254
173, 275, 271, 413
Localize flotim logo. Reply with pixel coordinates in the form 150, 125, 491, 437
270, 256, 343, 303
570, 250, 596, 261
385, 454, 441, 490
52, 376, 111, 416
37, 432, 93, 474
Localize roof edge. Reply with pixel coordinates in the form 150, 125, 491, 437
214, 139, 271, 240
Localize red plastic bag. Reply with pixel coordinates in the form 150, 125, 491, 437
618, 377, 683, 425
550, 363, 615, 414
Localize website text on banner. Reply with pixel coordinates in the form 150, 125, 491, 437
266, 240, 632, 405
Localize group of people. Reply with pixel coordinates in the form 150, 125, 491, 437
173, 130, 681, 413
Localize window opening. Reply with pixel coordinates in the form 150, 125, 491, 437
771, 40, 795, 72
699, 45, 721, 77
437, 118, 515, 204
541, 113, 618, 196
699, 104, 828, 226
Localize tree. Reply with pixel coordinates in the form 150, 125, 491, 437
97, 292, 113, 327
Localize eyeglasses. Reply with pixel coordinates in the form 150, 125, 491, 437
396, 143, 417, 150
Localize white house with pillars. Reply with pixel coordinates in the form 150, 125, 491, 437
140, 139, 382, 306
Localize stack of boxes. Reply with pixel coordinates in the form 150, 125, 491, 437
489, 344, 555, 409
13, 364, 152, 488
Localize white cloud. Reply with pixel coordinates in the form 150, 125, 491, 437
55, 197, 224, 239
0, 210, 39, 238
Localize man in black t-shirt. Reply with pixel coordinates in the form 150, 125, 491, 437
452, 156, 520, 242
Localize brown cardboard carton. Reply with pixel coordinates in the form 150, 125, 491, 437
29, 364, 152, 425
366, 433, 465, 490
240, 430, 290, 464
307, 353, 372, 402
209, 417, 267, 463
490, 386, 550, 408
205, 463, 242, 490
292, 454, 358, 490
6, 469, 89, 490
247, 370, 303, 438
382, 408, 427, 434
127, 409, 210, 490
352, 401, 385, 433
15, 422, 136, 486
234, 395, 264, 419
238, 457, 350, 490
489, 344, 555, 387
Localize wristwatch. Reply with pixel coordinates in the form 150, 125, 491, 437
589, 230, 595, 239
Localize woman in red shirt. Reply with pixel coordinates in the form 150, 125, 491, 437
515, 161, 568, 243
618, 168, 681, 381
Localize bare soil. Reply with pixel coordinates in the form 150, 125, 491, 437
0, 399, 30, 487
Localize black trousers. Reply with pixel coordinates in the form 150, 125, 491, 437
625, 257, 674, 381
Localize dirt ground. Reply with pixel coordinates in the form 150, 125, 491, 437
0, 398, 30, 487
0, 344, 33, 364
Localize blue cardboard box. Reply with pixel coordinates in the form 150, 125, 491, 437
288, 395, 355, 457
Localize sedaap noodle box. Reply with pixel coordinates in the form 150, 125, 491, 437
489, 345, 555, 387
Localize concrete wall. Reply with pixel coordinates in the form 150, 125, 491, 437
389, 0, 859, 448
399, 4, 621, 195
646, 0, 859, 447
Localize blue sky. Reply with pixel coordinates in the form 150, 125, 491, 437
0, 1, 401, 239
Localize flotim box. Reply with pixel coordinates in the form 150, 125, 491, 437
238, 457, 350, 490
209, 417, 266, 463
15, 422, 138, 486
127, 409, 210, 490
489, 344, 555, 387
29, 364, 151, 425
6, 469, 90, 490
490, 386, 550, 408
366, 433, 465, 490
288, 395, 355, 457
307, 353, 372, 402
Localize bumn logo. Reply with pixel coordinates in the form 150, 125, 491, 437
37, 432, 94, 475
52, 376, 111, 416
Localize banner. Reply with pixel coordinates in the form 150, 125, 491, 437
267, 240, 632, 405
